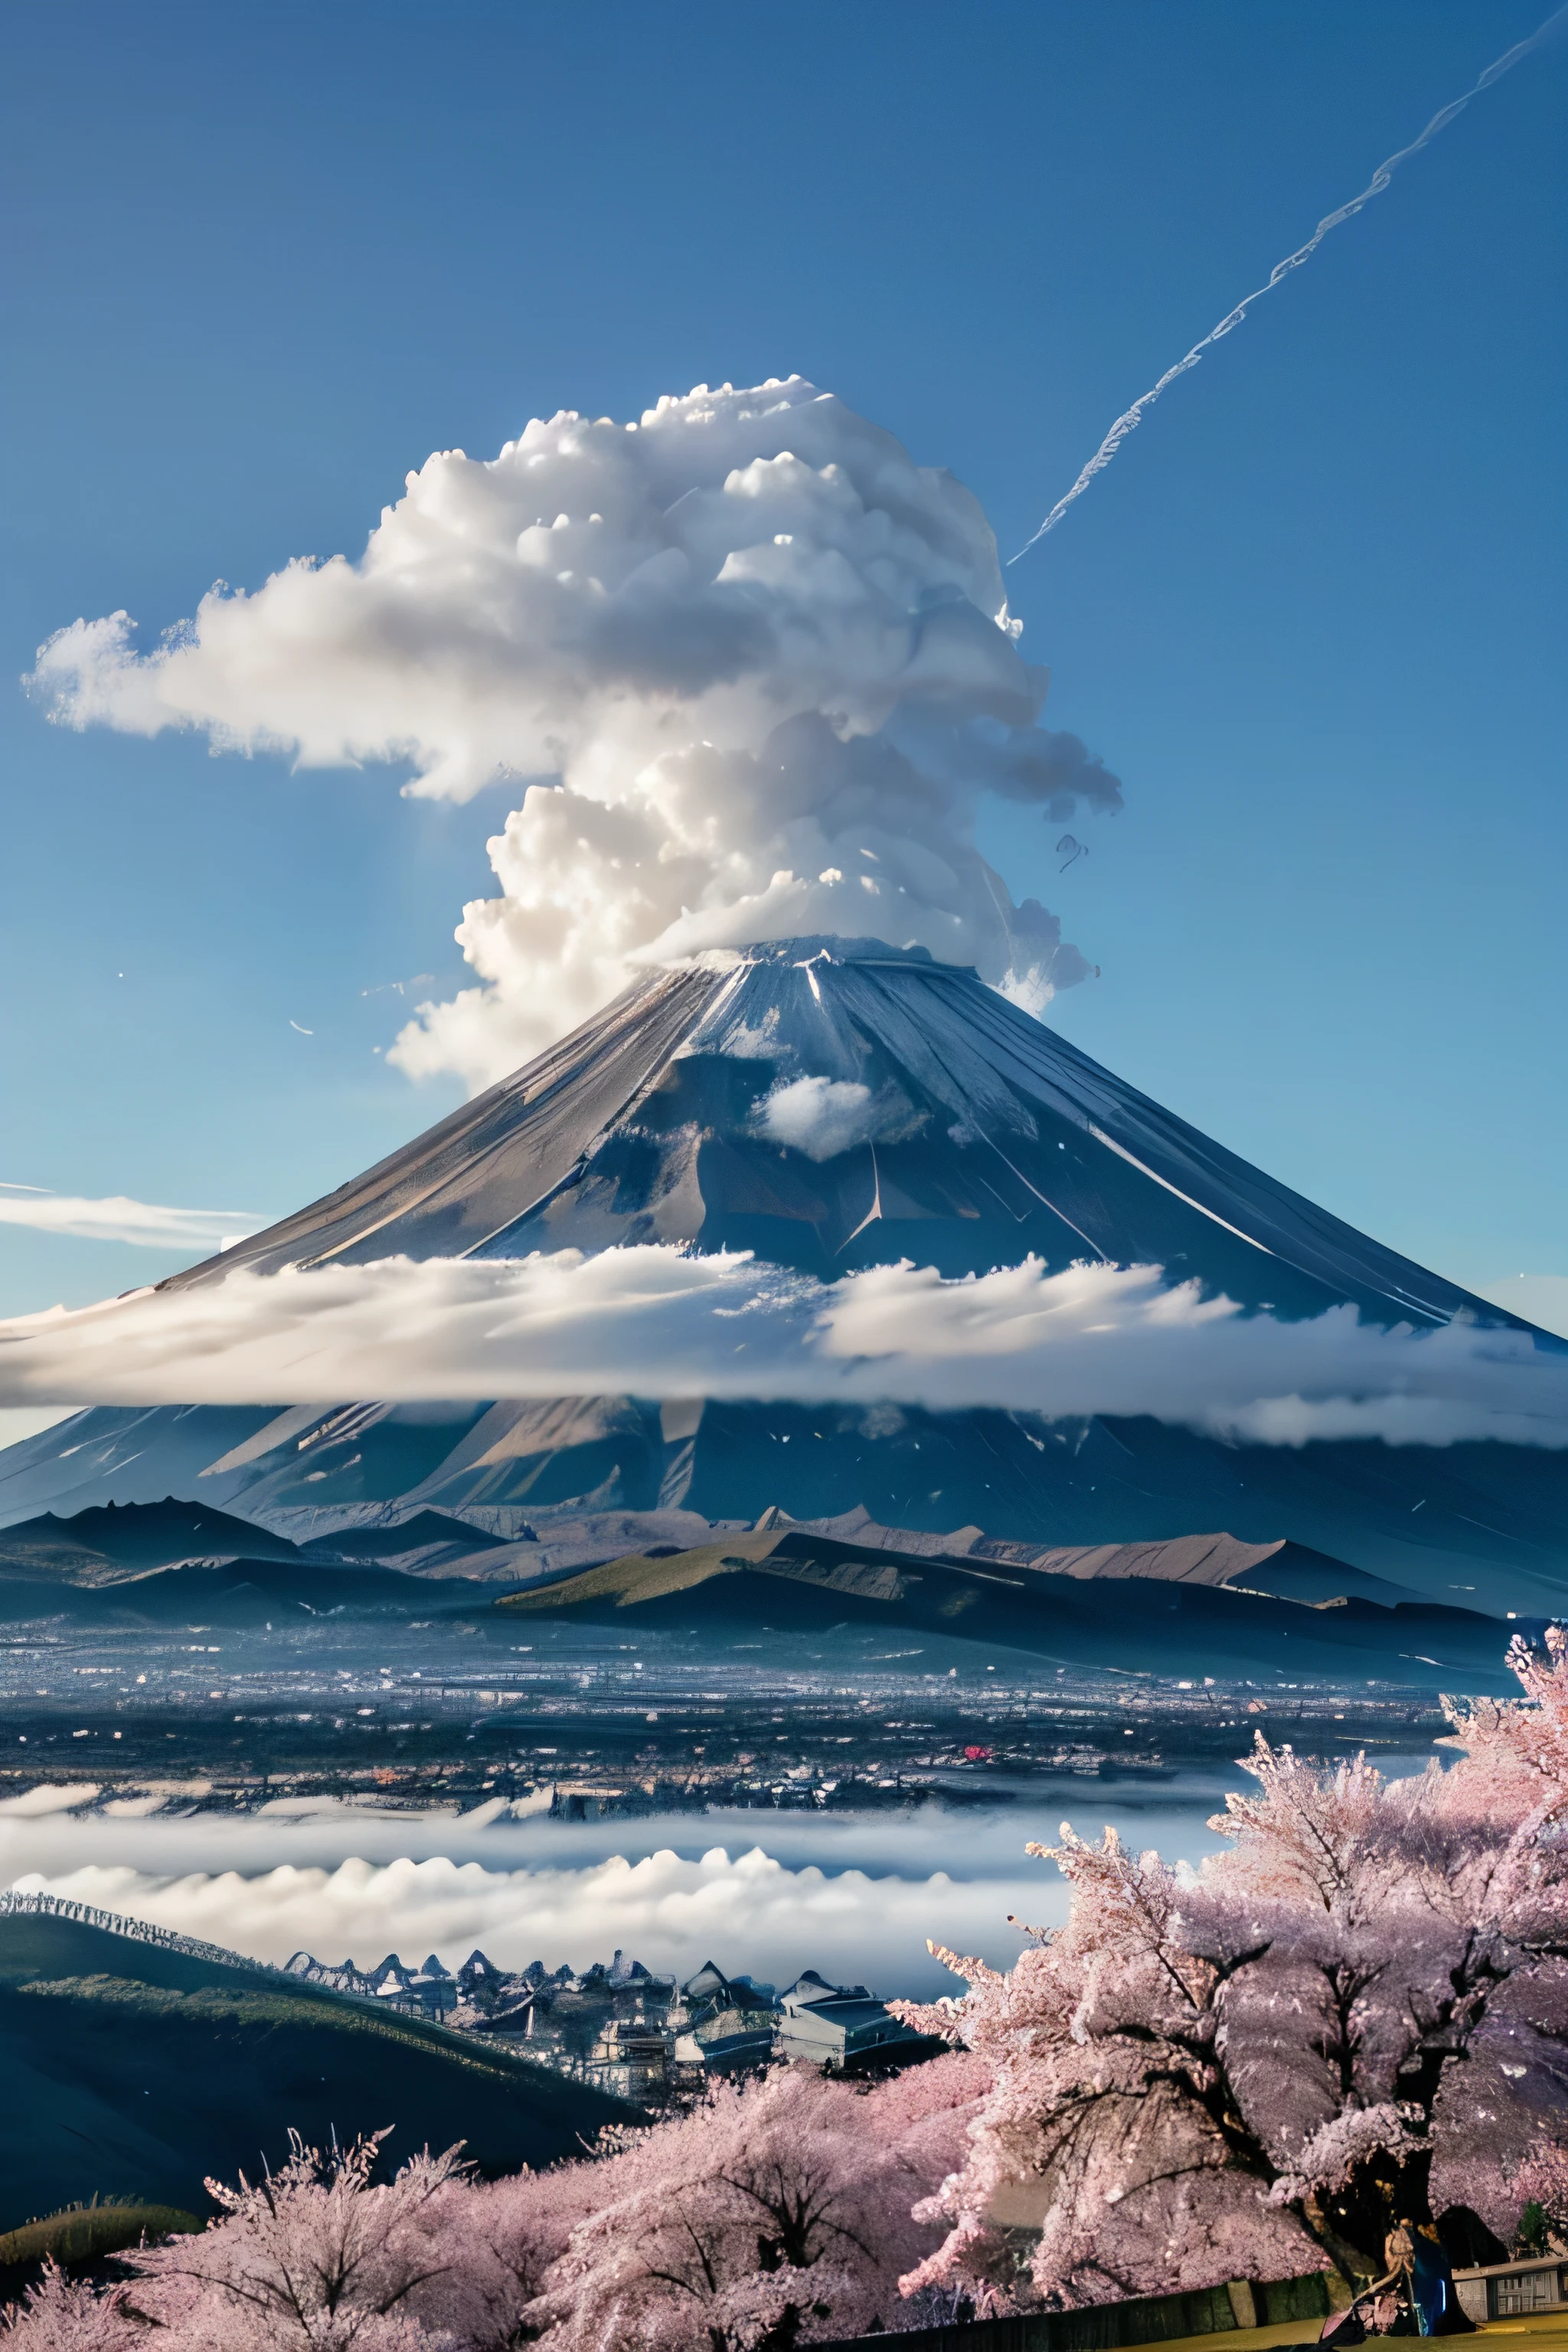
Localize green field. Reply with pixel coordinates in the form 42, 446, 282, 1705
0, 1911, 635, 2231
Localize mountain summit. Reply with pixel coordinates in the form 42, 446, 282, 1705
2, 939, 1562, 1602
165, 937, 1513, 1325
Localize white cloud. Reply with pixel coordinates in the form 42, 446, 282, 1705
28, 380, 1119, 1093
0, 1184, 260, 1250
752, 1075, 922, 1161
5, 1847, 1034, 1997
0, 1772, 1406, 1991
1, 1246, 1566, 1449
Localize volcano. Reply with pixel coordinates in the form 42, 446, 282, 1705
2, 938, 1563, 1606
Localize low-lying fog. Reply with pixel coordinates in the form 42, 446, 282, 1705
0, 1756, 1429, 1997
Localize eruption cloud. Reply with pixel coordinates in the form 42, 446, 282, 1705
28, 381, 1120, 1092
1011, 2, 1568, 561
5, 1247, 1568, 1449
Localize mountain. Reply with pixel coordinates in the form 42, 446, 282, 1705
0, 1499, 511, 1585
493, 1523, 1525, 1692
0, 1552, 505, 1629
2, 937, 1563, 1609
0, 1903, 635, 2226
739, 1512, 1420, 1607
0, 1498, 302, 1585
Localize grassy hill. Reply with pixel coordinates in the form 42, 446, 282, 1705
0, 2199, 202, 2301
0, 1910, 635, 2232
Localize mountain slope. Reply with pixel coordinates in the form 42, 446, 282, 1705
2, 939, 1563, 1606
166, 938, 1527, 1327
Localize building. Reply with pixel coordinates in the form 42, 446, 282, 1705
776, 1970, 924, 2069
361, 1952, 459, 2018
1455, 2259, 1568, 2322
672, 2020, 777, 2076
456, 1948, 512, 1999
586, 2015, 678, 2100
278, 1938, 929, 2089
674, 1959, 779, 2076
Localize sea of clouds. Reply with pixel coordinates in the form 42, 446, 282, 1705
4, 1246, 1568, 1448
0, 1774, 1244, 1992
30, 379, 1119, 1092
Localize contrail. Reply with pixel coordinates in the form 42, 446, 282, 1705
1011, 5, 1567, 563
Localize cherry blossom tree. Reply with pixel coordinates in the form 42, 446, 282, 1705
1508, 2139, 1568, 2252
0, 2260, 136, 2352
1, 2060, 985, 2350
524, 2055, 988, 2350
409, 2154, 606, 2351
15, 1634, 1568, 2344
1446, 1632, 1568, 1821
893, 1633, 1568, 2314
128, 2128, 466, 2350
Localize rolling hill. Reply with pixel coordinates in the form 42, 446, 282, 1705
495, 1523, 1527, 1690
0, 1905, 635, 2230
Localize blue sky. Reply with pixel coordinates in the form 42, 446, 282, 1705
2, 0, 1563, 1334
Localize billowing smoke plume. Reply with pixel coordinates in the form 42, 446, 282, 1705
29, 380, 1120, 1091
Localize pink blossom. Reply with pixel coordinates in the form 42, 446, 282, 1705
891, 1634, 1568, 2311
11, 1631, 1568, 2341
1508, 2138, 1568, 2242
0, 2260, 137, 2351
129, 2129, 463, 2350
524, 2057, 987, 2348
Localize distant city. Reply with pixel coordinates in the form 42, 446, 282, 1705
0, 1590, 1447, 1807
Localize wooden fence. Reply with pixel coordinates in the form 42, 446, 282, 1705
812, 2270, 1332, 2352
